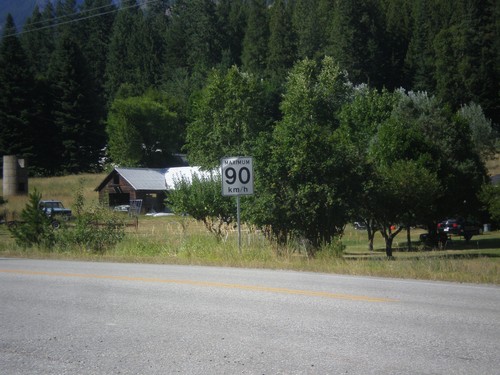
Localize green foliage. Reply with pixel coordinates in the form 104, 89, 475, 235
21, 4, 55, 78
0, 14, 36, 159
106, 90, 180, 167
166, 172, 236, 241
365, 90, 487, 256
266, 0, 296, 82
2, 0, 498, 175
186, 66, 270, 168
8, 185, 125, 253
50, 185, 125, 253
241, 0, 269, 76
8, 189, 55, 248
480, 184, 500, 224
55, 205, 125, 253
104, 0, 143, 100
457, 103, 496, 160
253, 57, 358, 253
164, 0, 220, 78
292, 0, 323, 60
326, 0, 386, 87
48, 31, 102, 173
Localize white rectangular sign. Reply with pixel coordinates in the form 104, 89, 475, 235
221, 157, 254, 196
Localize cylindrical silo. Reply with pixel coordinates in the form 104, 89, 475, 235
3, 155, 28, 197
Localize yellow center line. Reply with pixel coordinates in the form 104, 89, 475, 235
0, 269, 397, 303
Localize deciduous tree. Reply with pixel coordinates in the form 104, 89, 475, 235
186, 66, 269, 169
254, 57, 358, 253
106, 91, 180, 167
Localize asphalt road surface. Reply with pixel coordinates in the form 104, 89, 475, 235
1, 258, 499, 374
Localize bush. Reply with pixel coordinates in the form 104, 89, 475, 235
9, 186, 125, 253
8, 190, 55, 248
54, 184, 125, 253
167, 173, 236, 241
55, 205, 125, 253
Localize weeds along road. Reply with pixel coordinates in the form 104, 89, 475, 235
1, 259, 499, 375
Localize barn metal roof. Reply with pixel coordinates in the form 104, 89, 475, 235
95, 166, 216, 192
115, 168, 167, 190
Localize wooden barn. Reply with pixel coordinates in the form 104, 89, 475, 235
95, 167, 213, 214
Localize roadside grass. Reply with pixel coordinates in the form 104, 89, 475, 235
1, 174, 499, 284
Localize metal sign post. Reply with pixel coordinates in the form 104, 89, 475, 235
221, 157, 254, 253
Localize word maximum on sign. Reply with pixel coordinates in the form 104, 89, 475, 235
221, 157, 254, 196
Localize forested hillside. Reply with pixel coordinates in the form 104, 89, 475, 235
0, 0, 497, 175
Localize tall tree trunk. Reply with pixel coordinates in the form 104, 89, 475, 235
367, 225, 375, 251
406, 226, 412, 251
385, 236, 393, 258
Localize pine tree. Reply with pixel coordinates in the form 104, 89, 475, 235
434, 0, 498, 123
48, 31, 99, 173
266, 0, 296, 82
380, 0, 412, 89
21, 4, 56, 79
216, 0, 247, 69
0, 15, 36, 161
135, 1, 167, 89
241, 0, 269, 76
404, 0, 437, 91
327, 0, 386, 87
78, 0, 116, 147
105, 0, 143, 101
292, 0, 322, 60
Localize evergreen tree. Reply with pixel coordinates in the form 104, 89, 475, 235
380, 0, 412, 89
0, 15, 36, 161
78, 0, 116, 164
266, 0, 296, 83
142, 0, 168, 84
292, 0, 322, 60
164, 0, 220, 79
105, 0, 143, 101
434, 0, 498, 123
80, 0, 116, 94
9, 189, 55, 248
21, 4, 56, 79
21, 4, 58, 174
215, 0, 247, 68
54, 0, 79, 38
48, 31, 100, 173
404, 0, 437, 91
327, 0, 386, 87
241, 0, 269, 76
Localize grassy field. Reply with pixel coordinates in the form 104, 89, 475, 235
1, 174, 499, 284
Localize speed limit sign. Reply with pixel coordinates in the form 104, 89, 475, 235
221, 157, 254, 196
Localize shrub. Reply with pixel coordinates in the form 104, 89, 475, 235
8, 189, 55, 248
9, 186, 125, 253
167, 173, 236, 241
55, 185, 125, 253
55, 205, 125, 253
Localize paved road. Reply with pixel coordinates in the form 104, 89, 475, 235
1, 259, 499, 374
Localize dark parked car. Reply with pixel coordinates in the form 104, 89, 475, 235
39, 200, 72, 228
353, 221, 367, 230
437, 218, 482, 242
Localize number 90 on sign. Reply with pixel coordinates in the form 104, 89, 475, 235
221, 157, 254, 196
